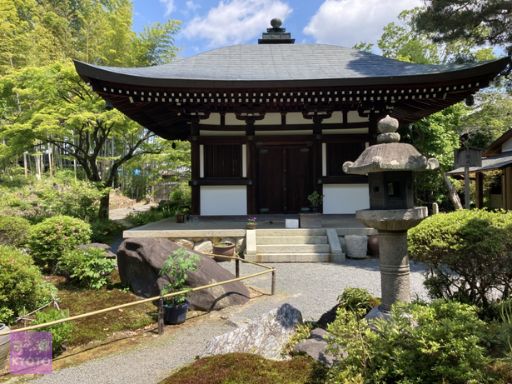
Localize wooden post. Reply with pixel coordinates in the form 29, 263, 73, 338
271, 269, 276, 295
158, 297, 164, 335
235, 257, 240, 278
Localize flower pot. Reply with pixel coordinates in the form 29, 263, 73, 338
212, 241, 235, 261
246, 222, 256, 230
368, 234, 379, 257
0, 324, 9, 370
163, 301, 189, 325
176, 214, 186, 223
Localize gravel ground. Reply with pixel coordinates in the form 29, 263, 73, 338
28, 259, 427, 384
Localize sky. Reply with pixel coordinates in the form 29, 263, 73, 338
132, 0, 422, 58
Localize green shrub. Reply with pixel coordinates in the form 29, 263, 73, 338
0, 215, 31, 247
28, 215, 91, 271
409, 209, 512, 308
0, 173, 102, 222
33, 308, 73, 355
0, 245, 55, 324
90, 219, 125, 243
337, 288, 377, 315
126, 207, 172, 226
58, 247, 116, 289
327, 300, 491, 384
160, 248, 199, 304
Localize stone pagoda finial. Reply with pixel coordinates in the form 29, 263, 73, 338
377, 115, 400, 144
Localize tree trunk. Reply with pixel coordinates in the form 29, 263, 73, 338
443, 172, 463, 210
98, 191, 110, 220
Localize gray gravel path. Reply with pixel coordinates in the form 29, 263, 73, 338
29, 259, 427, 384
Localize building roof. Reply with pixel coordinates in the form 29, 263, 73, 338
449, 151, 512, 174
74, 44, 509, 89
484, 129, 512, 156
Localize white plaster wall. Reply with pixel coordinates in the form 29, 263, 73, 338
200, 186, 247, 216
502, 137, 512, 153
323, 184, 370, 214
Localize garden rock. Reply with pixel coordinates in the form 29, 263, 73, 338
79, 243, 116, 258
294, 328, 335, 366
175, 239, 194, 249
194, 240, 213, 254
117, 238, 249, 311
203, 303, 302, 360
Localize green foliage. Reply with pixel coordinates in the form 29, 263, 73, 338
307, 191, 323, 209
126, 207, 174, 226
28, 215, 91, 271
409, 210, 512, 308
0, 215, 31, 247
160, 248, 199, 305
282, 322, 314, 356
414, 0, 512, 51
0, 174, 102, 222
90, 219, 125, 244
337, 288, 377, 315
327, 300, 490, 383
33, 308, 73, 355
58, 247, 116, 289
0, 245, 55, 324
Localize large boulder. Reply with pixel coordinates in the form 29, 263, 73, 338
203, 303, 303, 360
117, 238, 250, 311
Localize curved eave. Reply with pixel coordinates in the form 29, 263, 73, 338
74, 57, 510, 90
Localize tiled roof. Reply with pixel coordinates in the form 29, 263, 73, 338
75, 44, 509, 87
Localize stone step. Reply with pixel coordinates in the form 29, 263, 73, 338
249, 253, 331, 263
256, 236, 328, 245
256, 228, 326, 236
336, 228, 378, 236
256, 244, 331, 253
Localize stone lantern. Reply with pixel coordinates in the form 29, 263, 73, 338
343, 115, 438, 318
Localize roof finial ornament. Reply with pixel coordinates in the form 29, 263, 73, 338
377, 115, 400, 144
270, 18, 282, 29
258, 18, 295, 44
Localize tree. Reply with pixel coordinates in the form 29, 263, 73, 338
0, 62, 163, 218
414, 0, 512, 53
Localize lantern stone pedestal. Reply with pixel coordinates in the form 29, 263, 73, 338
343, 115, 438, 320
357, 208, 428, 318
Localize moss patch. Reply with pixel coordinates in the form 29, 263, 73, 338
57, 284, 156, 347
160, 353, 327, 384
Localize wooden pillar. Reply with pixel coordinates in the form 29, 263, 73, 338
312, 116, 323, 206
505, 167, 512, 210
475, 172, 484, 208
190, 123, 200, 215
368, 112, 378, 145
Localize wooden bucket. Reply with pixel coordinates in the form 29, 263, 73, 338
0, 324, 10, 369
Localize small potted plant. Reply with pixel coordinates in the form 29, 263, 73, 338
300, 191, 323, 228
175, 206, 189, 223
246, 216, 257, 230
159, 248, 199, 324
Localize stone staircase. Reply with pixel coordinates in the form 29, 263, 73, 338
246, 228, 340, 263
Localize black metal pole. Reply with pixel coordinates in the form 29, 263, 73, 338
158, 297, 164, 335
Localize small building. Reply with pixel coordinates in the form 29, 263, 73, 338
450, 129, 512, 210
74, 20, 509, 216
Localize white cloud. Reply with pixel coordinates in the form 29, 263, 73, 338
304, 0, 422, 47
159, 0, 175, 16
185, 0, 200, 12
182, 0, 292, 47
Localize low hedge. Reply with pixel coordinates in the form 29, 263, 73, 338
28, 215, 91, 271
408, 209, 512, 308
0, 215, 31, 247
0, 245, 55, 324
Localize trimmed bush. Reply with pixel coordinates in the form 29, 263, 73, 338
337, 287, 377, 315
90, 219, 125, 243
327, 300, 491, 383
58, 247, 116, 289
28, 215, 91, 271
0, 215, 31, 247
409, 209, 512, 308
33, 308, 73, 355
0, 245, 55, 324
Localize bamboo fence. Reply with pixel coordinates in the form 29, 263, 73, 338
0, 256, 275, 336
